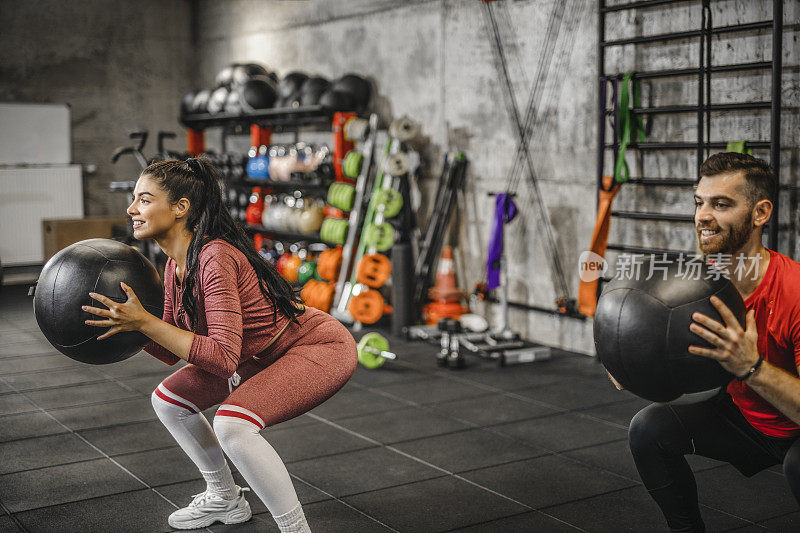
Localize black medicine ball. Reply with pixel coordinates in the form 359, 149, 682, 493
318, 89, 357, 111
225, 89, 243, 114
192, 89, 212, 115
33, 239, 164, 365
181, 91, 198, 116
299, 76, 331, 107
216, 63, 239, 88
277, 71, 309, 107
331, 74, 372, 110
207, 86, 230, 114
232, 63, 270, 87
239, 76, 278, 111
594, 259, 745, 403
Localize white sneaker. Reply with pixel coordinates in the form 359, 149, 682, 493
167, 486, 252, 529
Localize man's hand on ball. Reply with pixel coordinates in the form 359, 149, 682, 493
83, 282, 151, 340
688, 295, 760, 377
606, 370, 625, 391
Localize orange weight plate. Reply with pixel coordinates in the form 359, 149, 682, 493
317, 246, 343, 282
356, 254, 391, 288
282, 255, 302, 282
348, 289, 385, 324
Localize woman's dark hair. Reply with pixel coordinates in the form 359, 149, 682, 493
699, 152, 776, 206
141, 157, 302, 328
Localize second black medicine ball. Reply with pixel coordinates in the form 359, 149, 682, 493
277, 71, 309, 107
181, 91, 198, 116
33, 239, 164, 365
239, 76, 278, 111
594, 259, 745, 403
299, 76, 331, 106
318, 89, 357, 111
331, 74, 372, 110
232, 63, 270, 87
207, 86, 231, 114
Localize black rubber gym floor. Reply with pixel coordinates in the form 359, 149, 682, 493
0, 283, 797, 532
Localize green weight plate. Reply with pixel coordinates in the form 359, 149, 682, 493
343, 151, 363, 179
327, 183, 355, 211
363, 222, 395, 252
339, 184, 355, 211
374, 189, 403, 218
321, 218, 348, 244
297, 261, 317, 285
357, 332, 390, 369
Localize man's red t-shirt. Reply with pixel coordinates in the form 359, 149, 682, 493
727, 249, 800, 437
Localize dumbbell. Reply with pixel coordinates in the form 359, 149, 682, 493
357, 332, 396, 369
437, 318, 462, 368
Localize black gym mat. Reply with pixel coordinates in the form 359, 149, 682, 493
0, 283, 798, 531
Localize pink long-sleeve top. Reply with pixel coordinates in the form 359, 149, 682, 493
144, 239, 292, 378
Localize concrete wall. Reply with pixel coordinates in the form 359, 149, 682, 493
0, 0, 196, 217
194, 0, 798, 355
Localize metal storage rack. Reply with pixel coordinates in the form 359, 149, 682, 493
180, 107, 358, 244
597, 0, 784, 256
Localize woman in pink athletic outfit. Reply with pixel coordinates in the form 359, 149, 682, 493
83, 158, 357, 532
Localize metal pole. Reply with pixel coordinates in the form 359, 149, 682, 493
697, 0, 707, 177
769, 0, 783, 250
597, 0, 607, 195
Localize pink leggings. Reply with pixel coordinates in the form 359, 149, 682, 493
157, 307, 358, 429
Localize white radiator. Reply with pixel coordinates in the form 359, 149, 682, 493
0, 165, 83, 265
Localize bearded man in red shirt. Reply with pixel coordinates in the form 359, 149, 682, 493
626, 152, 800, 532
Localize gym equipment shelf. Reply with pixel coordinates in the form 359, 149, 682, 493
180, 108, 357, 181
237, 179, 330, 196
180, 105, 351, 131
596, 0, 784, 255
243, 224, 321, 243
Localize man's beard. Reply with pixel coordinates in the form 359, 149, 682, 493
697, 211, 753, 255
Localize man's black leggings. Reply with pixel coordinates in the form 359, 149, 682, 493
629, 392, 800, 532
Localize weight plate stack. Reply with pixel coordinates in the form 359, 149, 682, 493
343, 151, 364, 180
326, 182, 356, 212
348, 289, 387, 325
373, 189, 403, 218
320, 217, 349, 244
363, 222, 395, 252
356, 254, 392, 288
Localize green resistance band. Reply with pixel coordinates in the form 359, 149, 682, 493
614, 72, 646, 184
726, 141, 753, 156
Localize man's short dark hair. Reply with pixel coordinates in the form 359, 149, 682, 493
699, 152, 776, 206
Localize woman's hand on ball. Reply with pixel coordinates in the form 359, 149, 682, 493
83, 282, 152, 340
688, 296, 760, 376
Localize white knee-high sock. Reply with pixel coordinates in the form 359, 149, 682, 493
151, 386, 237, 499
213, 410, 310, 533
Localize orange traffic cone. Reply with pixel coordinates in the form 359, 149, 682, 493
424, 246, 467, 324
428, 246, 461, 302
